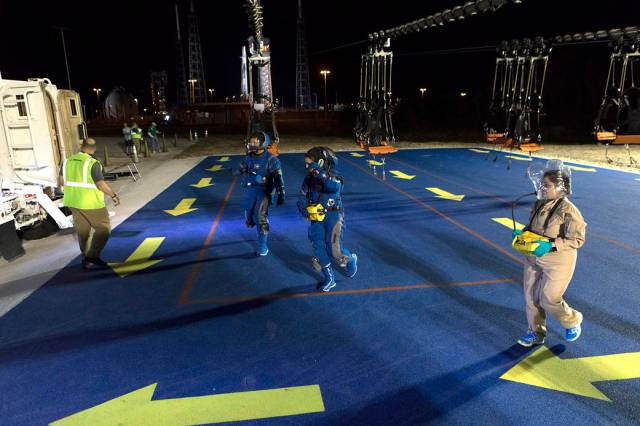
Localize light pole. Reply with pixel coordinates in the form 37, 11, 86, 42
420, 88, 427, 99
53, 26, 72, 89
208, 88, 214, 102
92, 88, 101, 115
188, 79, 197, 104
320, 70, 331, 115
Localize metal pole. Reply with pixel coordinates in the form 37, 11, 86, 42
54, 27, 72, 89
323, 74, 327, 116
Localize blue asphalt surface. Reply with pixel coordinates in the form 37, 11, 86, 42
1, 148, 639, 425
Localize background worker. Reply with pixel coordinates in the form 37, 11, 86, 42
60, 138, 120, 269
130, 122, 143, 155
147, 122, 162, 153
122, 122, 133, 155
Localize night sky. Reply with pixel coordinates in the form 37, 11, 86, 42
3, 0, 640, 134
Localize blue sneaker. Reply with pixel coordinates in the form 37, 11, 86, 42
565, 325, 582, 342
321, 266, 336, 292
257, 233, 269, 257
517, 331, 545, 348
345, 253, 358, 278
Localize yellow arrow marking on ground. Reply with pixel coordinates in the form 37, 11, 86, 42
217, 156, 230, 162
351, 152, 365, 157
566, 165, 597, 172
51, 384, 325, 425
389, 170, 416, 180
501, 346, 640, 401
206, 165, 224, 172
492, 218, 525, 230
108, 237, 164, 278
367, 160, 384, 166
190, 178, 214, 188
505, 155, 532, 161
164, 198, 198, 217
426, 187, 465, 201
469, 149, 490, 153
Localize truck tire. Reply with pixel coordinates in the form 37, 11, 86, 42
0, 221, 26, 261
21, 215, 59, 240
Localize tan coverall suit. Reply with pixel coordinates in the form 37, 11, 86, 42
523, 197, 586, 336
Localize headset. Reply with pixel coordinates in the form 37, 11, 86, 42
305, 147, 338, 171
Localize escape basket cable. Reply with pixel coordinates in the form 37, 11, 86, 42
354, 0, 525, 180
243, 0, 279, 155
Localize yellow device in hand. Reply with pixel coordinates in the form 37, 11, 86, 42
512, 231, 549, 257
306, 204, 326, 222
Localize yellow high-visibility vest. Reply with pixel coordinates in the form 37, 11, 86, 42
63, 152, 105, 209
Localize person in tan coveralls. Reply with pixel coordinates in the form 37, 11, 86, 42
514, 166, 586, 347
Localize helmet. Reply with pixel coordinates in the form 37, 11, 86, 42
246, 131, 271, 152
527, 159, 572, 200
304, 147, 338, 171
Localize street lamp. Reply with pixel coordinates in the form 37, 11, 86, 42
420, 88, 427, 98
208, 88, 214, 102
460, 92, 468, 97
93, 88, 102, 118
188, 79, 197, 104
320, 70, 331, 114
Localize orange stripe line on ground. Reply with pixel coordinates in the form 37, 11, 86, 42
343, 156, 524, 265
179, 177, 237, 305
186, 278, 515, 305
587, 231, 640, 254
389, 156, 640, 255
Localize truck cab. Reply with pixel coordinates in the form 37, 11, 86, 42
0, 77, 86, 259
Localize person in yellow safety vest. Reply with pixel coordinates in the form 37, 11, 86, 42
60, 138, 120, 269
130, 122, 143, 154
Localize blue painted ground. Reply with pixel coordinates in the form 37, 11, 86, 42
1, 148, 639, 425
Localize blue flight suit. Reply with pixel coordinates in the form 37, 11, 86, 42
297, 168, 352, 269
236, 150, 284, 240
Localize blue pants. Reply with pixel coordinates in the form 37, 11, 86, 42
150, 137, 160, 152
244, 190, 270, 236
308, 211, 351, 267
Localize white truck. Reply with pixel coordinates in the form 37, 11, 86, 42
0, 77, 86, 260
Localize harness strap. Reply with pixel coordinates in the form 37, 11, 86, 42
528, 197, 565, 238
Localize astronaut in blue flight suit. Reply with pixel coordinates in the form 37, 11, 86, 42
297, 147, 358, 291
235, 132, 285, 256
